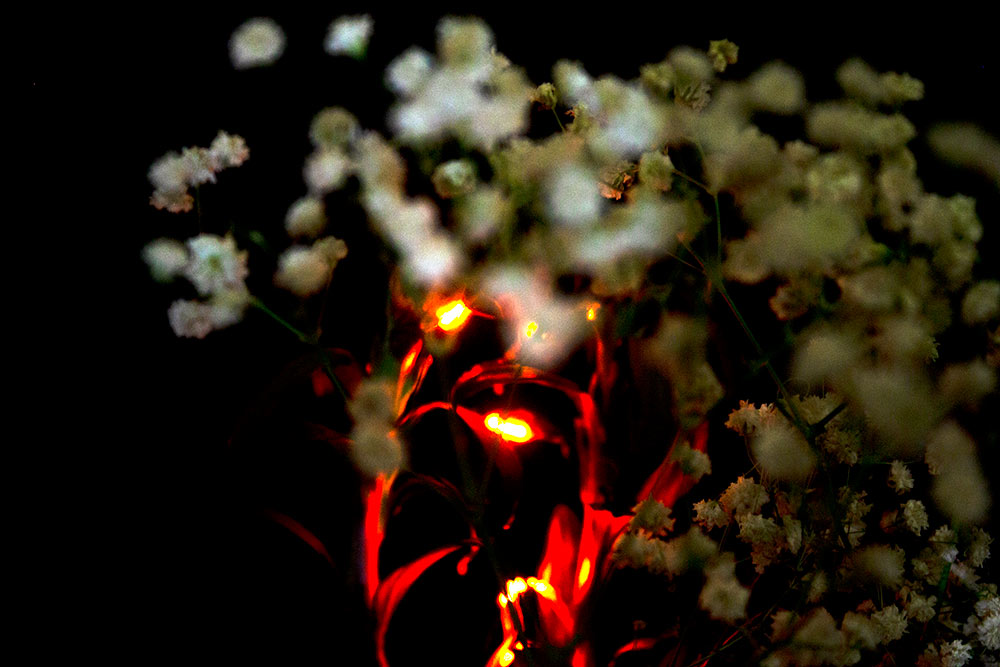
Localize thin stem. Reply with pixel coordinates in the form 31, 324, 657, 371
551, 107, 566, 132
670, 168, 711, 193
252, 297, 308, 343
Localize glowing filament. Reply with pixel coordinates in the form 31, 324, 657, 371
524, 321, 539, 338
436, 300, 471, 331
586, 304, 599, 321
500, 650, 515, 666
485, 413, 534, 443
506, 577, 528, 602
577, 558, 591, 588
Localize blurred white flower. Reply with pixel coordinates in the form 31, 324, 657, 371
274, 246, 333, 297
168, 300, 215, 339
304, 148, 351, 194
325, 14, 373, 58
208, 131, 249, 168
142, 238, 188, 282
229, 18, 285, 69
402, 232, 462, 288
285, 196, 328, 239
544, 164, 602, 227
751, 422, 816, 482
699, 554, 749, 623
386, 47, 434, 97
962, 280, 1000, 325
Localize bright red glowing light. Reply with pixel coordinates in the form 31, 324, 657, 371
484, 412, 534, 443
435, 299, 471, 331
364, 475, 387, 605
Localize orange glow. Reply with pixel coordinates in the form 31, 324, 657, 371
524, 321, 539, 338
435, 299, 471, 331
499, 650, 515, 666
506, 577, 528, 602
484, 413, 534, 443
586, 304, 599, 321
577, 558, 591, 589
498, 593, 508, 608
400, 344, 420, 374
515, 642, 524, 650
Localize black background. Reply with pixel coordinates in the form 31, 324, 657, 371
29, 5, 999, 663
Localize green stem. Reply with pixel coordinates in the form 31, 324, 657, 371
252, 297, 308, 343
552, 107, 566, 132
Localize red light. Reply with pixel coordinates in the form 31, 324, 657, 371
436, 299, 471, 331
484, 413, 534, 443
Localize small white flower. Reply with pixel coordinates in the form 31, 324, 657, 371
229, 17, 285, 69
208, 131, 249, 169
285, 197, 328, 239
274, 246, 332, 297
402, 232, 462, 288
699, 554, 749, 623
304, 148, 351, 194
902, 499, 929, 535
167, 300, 215, 339
142, 238, 188, 282
183, 234, 249, 297
888, 460, 914, 494
325, 14, 373, 59
545, 164, 603, 227
386, 47, 434, 97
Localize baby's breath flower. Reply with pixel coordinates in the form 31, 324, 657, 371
842, 611, 881, 651
285, 197, 328, 239
431, 159, 477, 198
544, 163, 603, 227
386, 47, 434, 97
738, 514, 786, 573
905, 592, 937, 623
229, 18, 285, 69
351, 425, 404, 478
612, 531, 660, 570
927, 123, 1000, 186
807, 102, 916, 155
142, 238, 188, 282
852, 545, 905, 588
304, 148, 351, 194
532, 82, 558, 109
888, 460, 914, 494
939, 359, 997, 409
708, 39, 738, 73
436, 16, 493, 68
693, 499, 729, 530
630, 497, 675, 535
969, 528, 993, 569
836, 58, 924, 106
744, 61, 805, 115
720, 476, 769, 520
208, 131, 249, 168
871, 604, 908, 644
637, 150, 674, 191
183, 234, 249, 297
274, 246, 333, 297
961, 280, 1000, 325
751, 421, 816, 482
168, 300, 215, 339
325, 14, 373, 59
902, 499, 929, 535
670, 440, 712, 481
309, 107, 360, 149
806, 570, 828, 603
699, 554, 749, 623
939, 640, 973, 667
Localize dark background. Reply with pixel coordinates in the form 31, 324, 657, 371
29, 6, 999, 663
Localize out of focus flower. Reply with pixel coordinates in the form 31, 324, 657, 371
304, 148, 351, 194
285, 196, 328, 239
309, 107, 360, 149
928, 123, 1000, 186
385, 47, 434, 97
229, 18, 285, 69
274, 236, 347, 297
699, 553, 749, 622
888, 460, 914, 494
962, 281, 1000, 325
142, 238, 188, 282
325, 14, 373, 58
208, 131, 250, 168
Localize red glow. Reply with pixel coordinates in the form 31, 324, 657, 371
364, 475, 387, 605
436, 299, 471, 331
400, 342, 421, 374
576, 558, 591, 589
586, 303, 599, 321
484, 412, 534, 443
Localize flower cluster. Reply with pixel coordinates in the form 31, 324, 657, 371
143, 15, 1000, 666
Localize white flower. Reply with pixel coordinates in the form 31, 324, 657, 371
699, 554, 749, 623
274, 238, 346, 298
304, 148, 351, 194
853, 545, 905, 588
544, 164, 602, 227
168, 300, 215, 339
871, 604, 908, 643
285, 197, 328, 239
630, 497, 674, 535
142, 238, 188, 282
386, 47, 434, 97
693, 500, 729, 530
719, 476, 769, 520
208, 131, 249, 168
274, 247, 332, 297
939, 640, 973, 667
402, 232, 463, 288
962, 280, 1000, 325
888, 460, 914, 494
904, 592, 937, 623
751, 421, 816, 482
183, 234, 249, 297
902, 499, 929, 535
229, 18, 285, 69
325, 14, 373, 58
351, 425, 404, 478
